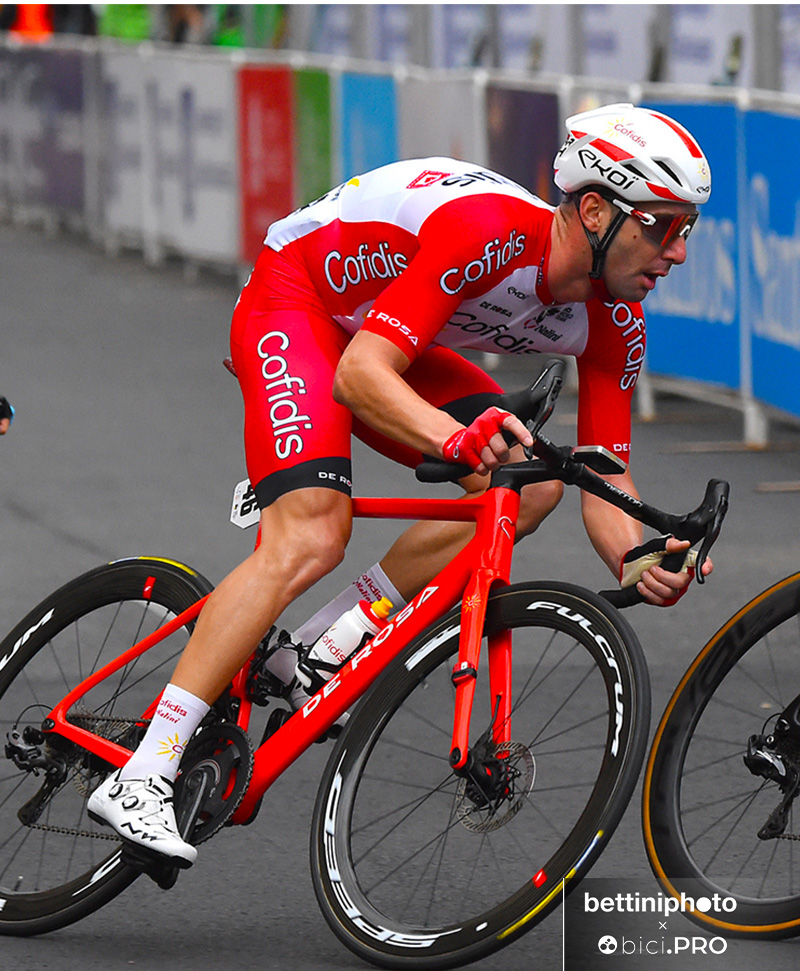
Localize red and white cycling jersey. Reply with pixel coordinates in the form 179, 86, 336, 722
262, 156, 646, 460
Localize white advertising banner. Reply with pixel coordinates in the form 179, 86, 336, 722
666, 4, 754, 87
398, 75, 484, 165
99, 48, 147, 244
582, 5, 659, 83
142, 52, 239, 263
498, 4, 572, 75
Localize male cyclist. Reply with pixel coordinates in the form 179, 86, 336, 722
89, 103, 713, 864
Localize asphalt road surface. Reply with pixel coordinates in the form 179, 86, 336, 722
2, 222, 800, 970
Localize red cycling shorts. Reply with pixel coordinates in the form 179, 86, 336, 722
230, 247, 503, 509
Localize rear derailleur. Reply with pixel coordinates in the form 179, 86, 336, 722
744, 717, 800, 840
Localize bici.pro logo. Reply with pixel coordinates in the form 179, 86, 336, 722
565, 879, 737, 968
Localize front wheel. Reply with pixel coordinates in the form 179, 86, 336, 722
0, 557, 212, 935
644, 572, 800, 938
311, 582, 651, 969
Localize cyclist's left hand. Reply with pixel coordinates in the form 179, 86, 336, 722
622, 536, 713, 607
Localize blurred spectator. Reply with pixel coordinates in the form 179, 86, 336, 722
97, 3, 151, 42
212, 4, 285, 48
166, 5, 211, 44
53, 5, 97, 35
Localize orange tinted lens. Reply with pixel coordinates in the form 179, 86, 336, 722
645, 212, 698, 248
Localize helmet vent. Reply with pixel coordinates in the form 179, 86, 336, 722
654, 159, 683, 187
621, 162, 648, 180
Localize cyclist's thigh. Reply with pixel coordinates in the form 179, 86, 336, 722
231, 278, 354, 510
352, 345, 504, 468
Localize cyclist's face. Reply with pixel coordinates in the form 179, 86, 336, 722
604, 201, 697, 303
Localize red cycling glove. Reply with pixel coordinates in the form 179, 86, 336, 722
442, 407, 512, 471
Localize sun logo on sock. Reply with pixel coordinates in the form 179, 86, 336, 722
157, 733, 186, 761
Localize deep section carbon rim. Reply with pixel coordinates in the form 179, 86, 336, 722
0, 558, 211, 935
312, 582, 650, 969
645, 573, 800, 937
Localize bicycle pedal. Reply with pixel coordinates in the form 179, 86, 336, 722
120, 842, 189, 889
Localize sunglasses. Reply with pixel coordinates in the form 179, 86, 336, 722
612, 198, 698, 249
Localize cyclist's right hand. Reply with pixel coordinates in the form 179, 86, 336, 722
442, 407, 532, 476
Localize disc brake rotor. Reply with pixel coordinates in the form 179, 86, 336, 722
456, 741, 535, 833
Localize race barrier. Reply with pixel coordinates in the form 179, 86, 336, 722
1, 38, 799, 440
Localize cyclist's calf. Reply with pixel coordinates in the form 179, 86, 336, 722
255, 488, 352, 602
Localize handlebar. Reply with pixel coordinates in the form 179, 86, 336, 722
415, 361, 730, 609
600, 478, 729, 607
416, 359, 565, 483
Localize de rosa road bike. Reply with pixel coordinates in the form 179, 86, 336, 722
0, 361, 728, 969
645, 570, 800, 940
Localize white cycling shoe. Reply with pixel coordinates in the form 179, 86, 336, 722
87, 770, 197, 867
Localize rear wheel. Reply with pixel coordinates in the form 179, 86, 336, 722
311, 582, 651, 969
0, 558, 212, 935
644, 572, 800, 938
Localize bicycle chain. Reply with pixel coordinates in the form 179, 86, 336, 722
21, 708, 146, 841
27, 820, 120, 841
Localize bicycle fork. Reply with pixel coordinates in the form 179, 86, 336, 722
449, 487, 520, 775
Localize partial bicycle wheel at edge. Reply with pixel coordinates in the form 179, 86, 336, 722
311, 581, 651, 970
0, 557, 212, 936
644, 572, 800, 939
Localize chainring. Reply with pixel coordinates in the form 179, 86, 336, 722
173, 722, 254, 845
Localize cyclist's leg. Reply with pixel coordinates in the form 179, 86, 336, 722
171, 488, 352, 703
90, 259, 356, 853
354, 346, 564, 600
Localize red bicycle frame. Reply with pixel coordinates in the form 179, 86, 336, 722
46, 485, 522, 824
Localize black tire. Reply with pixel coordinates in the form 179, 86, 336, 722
0, 557, 212, 935
311, 582, 651, 969
644, 572, 800, 938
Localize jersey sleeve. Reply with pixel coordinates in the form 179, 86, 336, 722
576, 299, 646, 463
360, 194, 535, 362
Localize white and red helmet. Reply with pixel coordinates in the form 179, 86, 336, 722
554, 103, 711, 205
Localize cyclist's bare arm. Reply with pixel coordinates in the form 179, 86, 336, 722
581, 470, 713, 607
333, 330, 532, 474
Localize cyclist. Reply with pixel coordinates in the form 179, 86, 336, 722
0, 397, 13, 435
89, 103, 713, 864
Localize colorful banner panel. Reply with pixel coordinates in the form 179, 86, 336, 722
0, 47, 85, 214
238, 64, 295, 264
339, 72, 398, 179
485, 86, 559, 203
746, 109, 800, 419
642, 101, 740, 391
294, 68, 332, 208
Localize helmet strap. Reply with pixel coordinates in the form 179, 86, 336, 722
576, 195, 628, 301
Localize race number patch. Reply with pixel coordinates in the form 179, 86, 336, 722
230, 478, 260, 529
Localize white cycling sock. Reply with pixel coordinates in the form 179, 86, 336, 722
263, 562, 407, 686
119, 683, 210, 784
293, 562, 406, 647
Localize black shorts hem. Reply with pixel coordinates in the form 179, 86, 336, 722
254, 457, 353, 509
